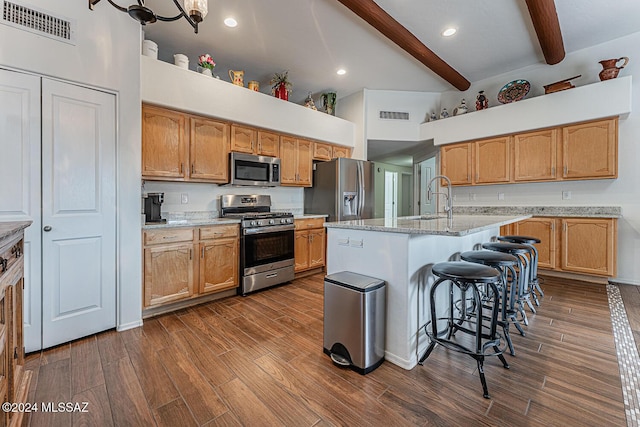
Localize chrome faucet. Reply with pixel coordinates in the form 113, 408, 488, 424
427, 175, 453, 220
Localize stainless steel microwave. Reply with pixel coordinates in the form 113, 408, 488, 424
230, 152, 281, 186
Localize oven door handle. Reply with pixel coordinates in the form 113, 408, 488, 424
243, 224, 295, 235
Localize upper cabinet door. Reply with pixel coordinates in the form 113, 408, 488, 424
257, 131, 280, 157
297, 139, 313, 186
474, 136, 511, 184
189, 117, 230, 182
142, 105, 186, 179
513, 129, 558, 182
332, 145, 351, 159
279, 136, 298, 184
230, 124, 256, 154
440, 143, 472, 185
562, 118, 617, 179
313, 142, 332, 161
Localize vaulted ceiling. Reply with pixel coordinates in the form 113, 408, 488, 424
130, 0, 640, 105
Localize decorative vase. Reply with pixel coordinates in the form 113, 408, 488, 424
476, 91, 488, 110
198, 67, 213, 77
598, 57, 629, 81
275, 83, 289, 100
321, 92, 336, 115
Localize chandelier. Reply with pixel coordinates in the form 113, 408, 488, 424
89, 0, 208, 34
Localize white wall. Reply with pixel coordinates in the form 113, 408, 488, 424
372, 162, 413, 218
365, 89, 440, 141
337, 90, 366, 159
0, 0, 143, 328
440, 32, 640, 284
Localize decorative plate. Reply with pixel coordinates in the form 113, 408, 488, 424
497, 79, 531, 104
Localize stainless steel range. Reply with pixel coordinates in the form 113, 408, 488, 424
221, 194, 295, 296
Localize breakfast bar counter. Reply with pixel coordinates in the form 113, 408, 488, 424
324, 214, 531, 370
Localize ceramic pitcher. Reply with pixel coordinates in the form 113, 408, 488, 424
598, 57, 629, 81
229, 70, 244, 86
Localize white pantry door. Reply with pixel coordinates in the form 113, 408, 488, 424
41, 79, 116, 348
0, 69, 42, 352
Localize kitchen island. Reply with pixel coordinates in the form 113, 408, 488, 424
324, 214, 531, 370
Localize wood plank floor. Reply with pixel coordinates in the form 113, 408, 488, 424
619, 283, 640, 355
21, 274, 630, 426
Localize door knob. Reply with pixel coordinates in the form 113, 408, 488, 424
43, 226, 52, 232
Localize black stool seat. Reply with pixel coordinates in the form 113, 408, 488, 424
482, 242, 530, 254
432, 261, 501, 283
460, 250, 518, 266
498, 235, 541, 245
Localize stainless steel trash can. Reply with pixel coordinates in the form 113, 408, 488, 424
323, 271, 386, 374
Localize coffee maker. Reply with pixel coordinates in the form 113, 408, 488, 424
144, 192, 165, 223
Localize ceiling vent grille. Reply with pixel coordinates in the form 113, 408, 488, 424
2, 1, 76, 45
379, 111, 410, 121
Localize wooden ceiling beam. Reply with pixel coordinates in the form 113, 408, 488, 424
525, 0, 565, 65
335, 0, 470, 91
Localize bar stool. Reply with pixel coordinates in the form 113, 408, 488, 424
417, 261, 509, 399
460, 250, 524, 356
498, 235, 544, 304
482, 242, 536, 325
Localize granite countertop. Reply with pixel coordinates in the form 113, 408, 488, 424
0, 221, 33, 240
453, 206, 622, 218
324, 214, 531, 236
142, 218, 241, 230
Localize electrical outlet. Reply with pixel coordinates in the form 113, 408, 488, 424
562, 191, 572, 200
452, 194, 457, 202
181, 193, 189, 204
470, 193, 477, 201
498, 193, 505, 200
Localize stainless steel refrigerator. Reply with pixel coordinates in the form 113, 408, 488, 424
304, 158, 375, 222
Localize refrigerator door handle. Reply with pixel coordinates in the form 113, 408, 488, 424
357, 161, 365, 217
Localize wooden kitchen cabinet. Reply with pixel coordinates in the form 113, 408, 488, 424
142, 104, 230, 183
294, 218, 326, 273
280, 137, 312, 186
513, 217, 558, 269
513, 128, 558, 182
507, 216, 617, 277
231, 125, 280, 157
257, 130, 280, 157
190, 117, 230, 183
143, 224, 240, 311
441, 142, 472, 185
198, 225, 239, 294
314, 142, 351, 161
474, 136, 511, 184
0, 224, 32, 427
142, 105, 187, 179
561, 218, 617, 276
562, 118, 617, 180
230, 124, 256, 154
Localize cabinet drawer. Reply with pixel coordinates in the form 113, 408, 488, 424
199, 225, 239, 240
144, 228, 194, 245
295, 218, 325, 230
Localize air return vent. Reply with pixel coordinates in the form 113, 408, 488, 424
2, 1, 76, 45
379, 111, 410, 120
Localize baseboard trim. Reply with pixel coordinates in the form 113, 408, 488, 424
117, 320, 143, 331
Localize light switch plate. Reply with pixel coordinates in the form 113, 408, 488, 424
562, 191, 572, 200
498, 193, 505, 200
181, 193, 189, 204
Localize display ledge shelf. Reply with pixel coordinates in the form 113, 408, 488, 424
141, 56, 355, 147
420, 76, 632, 146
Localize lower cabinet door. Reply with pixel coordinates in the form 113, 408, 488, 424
200, 238, 239, 294
561, 218, 617, 276
514, 217, 558, 270
144, 243, 195, 307
308, 229, 325, 269
294, 231, 310, 272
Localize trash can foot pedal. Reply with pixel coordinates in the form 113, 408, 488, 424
330, 353, 351, 366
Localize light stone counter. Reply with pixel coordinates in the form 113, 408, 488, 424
453, 206, 621, 218
324, 214, 531, 236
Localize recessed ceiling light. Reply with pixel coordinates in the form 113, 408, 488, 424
336, 69, 346, 75
442, 27, 457, 37
224, 17, 238, 28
